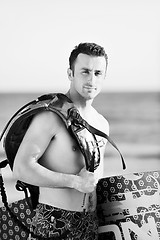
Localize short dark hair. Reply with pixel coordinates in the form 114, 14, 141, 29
69, 42, 108, 71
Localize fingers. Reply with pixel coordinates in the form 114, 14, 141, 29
75, 167, 97, 193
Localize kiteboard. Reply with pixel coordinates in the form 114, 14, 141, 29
97, 170, 160, 240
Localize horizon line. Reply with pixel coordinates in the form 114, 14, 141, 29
0, 89, 159, 94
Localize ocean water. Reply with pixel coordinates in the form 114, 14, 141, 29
94, 91, 160, 175
0, 91, 160, 204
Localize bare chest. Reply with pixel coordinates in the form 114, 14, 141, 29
39, 127, 85, 174
39, 113, 107, 174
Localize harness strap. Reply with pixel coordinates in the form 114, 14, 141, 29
0, 159, 8, 168
87, 124, 126, 170
0, 100, 37, 142
0, 93, 59, 143
68, 107, 126, 170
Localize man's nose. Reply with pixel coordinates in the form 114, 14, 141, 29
88, 72, 96, 83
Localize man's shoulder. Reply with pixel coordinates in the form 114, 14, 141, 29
92, 107, 109, 123
91, 107, 109, 135
33, 110, 59, 121
98, 113, 109, 134
30, 110, 64, 133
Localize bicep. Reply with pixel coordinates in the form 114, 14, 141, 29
14, 112, 60, 166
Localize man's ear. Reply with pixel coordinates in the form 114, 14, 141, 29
67, 68, 73, 81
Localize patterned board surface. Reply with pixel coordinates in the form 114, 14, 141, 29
1, 171, 160, 240
0, 198, 34, 240
97, 171, 160, 240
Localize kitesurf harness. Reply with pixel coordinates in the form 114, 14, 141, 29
0, 93, 126, 239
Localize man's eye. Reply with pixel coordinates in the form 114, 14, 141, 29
95, 72, 102, 76
82, 71, 89, 75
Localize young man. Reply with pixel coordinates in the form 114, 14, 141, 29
13, 42, 109, 239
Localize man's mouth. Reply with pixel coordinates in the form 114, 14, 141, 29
84, 85, 96, 90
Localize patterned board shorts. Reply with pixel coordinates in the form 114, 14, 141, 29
30, 203, 99, 240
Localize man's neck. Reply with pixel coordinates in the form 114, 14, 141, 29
66, 90, 93, 119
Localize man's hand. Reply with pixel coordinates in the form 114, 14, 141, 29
74, 167, 98, 193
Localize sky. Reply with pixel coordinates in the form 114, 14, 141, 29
0, 0, 160, 93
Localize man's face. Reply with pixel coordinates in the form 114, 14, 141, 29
69, 53, 107, 100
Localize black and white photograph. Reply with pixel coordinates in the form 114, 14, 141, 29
0, 1, 159, 239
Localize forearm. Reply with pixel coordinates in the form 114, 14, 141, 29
13, 160, 77, 189
13, 144, 95, 193
13, 159, 96, 193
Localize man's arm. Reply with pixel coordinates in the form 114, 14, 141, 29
12, 111, 96, 193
